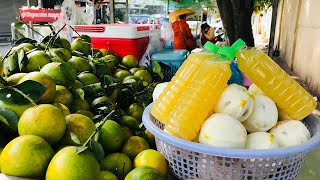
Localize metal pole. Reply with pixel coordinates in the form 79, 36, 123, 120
38, 0, 42, 8
27, 0, 34, 39
110, 0, 115, 23
125, 0, 129, 23
167, 0, 169, 14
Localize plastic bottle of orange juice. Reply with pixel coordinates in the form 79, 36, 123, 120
165, 41, 246, 141
236, 40, 316, 120
151, 42, 219, 124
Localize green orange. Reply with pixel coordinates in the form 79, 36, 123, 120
26, 51, 52, 72
52, 85, 73, 108
134, 149, 168, 175
99, 120, 124, 153
46, 146, 100, 180
19, 71, 56, 104
69, 56, 91, 73
114, 70, 131, 81
0, 135, 54, 179
134, 70, 152, 84
121, 136, 150, 160
100, 153, 132, 179
77, 72, 99, 86
125, 166, 164, 180
122, 55, 138, 69
127, 103, 144, 122
60, 114, 96, 146
18, 104, 66, 144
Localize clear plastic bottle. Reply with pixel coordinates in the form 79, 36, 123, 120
161, 18, 174, 49
236, 42, 317, 120
151, 42, 219, 124
165, 41, 245, 141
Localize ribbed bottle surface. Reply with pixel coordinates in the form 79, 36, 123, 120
237, 50, 316, 120
165, 60, 231, 140
150, 53, 215, 124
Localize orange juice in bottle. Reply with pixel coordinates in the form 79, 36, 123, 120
165, 42, 245, 141
236, 40, 316, 120
151, 42, 219, 124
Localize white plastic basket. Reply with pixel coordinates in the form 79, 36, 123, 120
142, 103, 320, 180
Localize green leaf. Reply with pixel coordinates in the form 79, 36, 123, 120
118, 88, 134, 109
92, 114, 103, 123
0, 108, 19, 132
71, 50, 84, 57
122, 79, 136, 84
70, 132, 81, 144
38, 43, 47, 50
82, 83, 102, 97
0, 80, 46, 105
89, 60, 96, 75
152, 60, 164, 79
76, 146, 88, 154
3, 56, 18, 76
142, 81, 149, 87
17, 32, 25, 39
118, 64, 128, 70
15, 80, 46, 102
90, 140, 105, 162
14, 38, 36, 46
59, 62, 77, 84
51, 56, 65, 63
0, 115, 9, 126
14, 22, 24, 28
18, 49, 28, 71
40, 36, 52, 45
80, 35, 91, 43
0, 77, 7, 87
100, 75, 119, 96
76, 88, 85, 101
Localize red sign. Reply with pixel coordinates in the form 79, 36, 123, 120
19, 8, 61, 23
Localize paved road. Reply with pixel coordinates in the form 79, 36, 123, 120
0, 43, 11, 56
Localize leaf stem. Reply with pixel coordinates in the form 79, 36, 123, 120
83, 110, 115, 147
45, 23, 67, 51
21, 20, 44, 38
68, 24, 81, 37
7, 86, 37, 106
2, 46, 14, 61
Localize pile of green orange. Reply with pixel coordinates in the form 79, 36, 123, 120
0, 36, 166, 180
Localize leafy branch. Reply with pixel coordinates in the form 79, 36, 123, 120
45, 23, 67, 51
83, 110, 115, 147
14, 21, 44, 38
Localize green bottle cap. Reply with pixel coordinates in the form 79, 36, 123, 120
231, 38, 246, 53
203, 41, 219, 53
217, 46, 235, 61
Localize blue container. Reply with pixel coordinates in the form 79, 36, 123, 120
228, 61, 243, 85
151, 49, 189, 81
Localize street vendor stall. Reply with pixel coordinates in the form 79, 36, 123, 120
11, 7, 61, 43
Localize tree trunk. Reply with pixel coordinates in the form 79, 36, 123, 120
216, 0, 235, 45
109, 0, 115, 23
217, 0, 255, 47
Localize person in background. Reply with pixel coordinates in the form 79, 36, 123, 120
200, 23, 215, 45
172, 14, 195, 51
